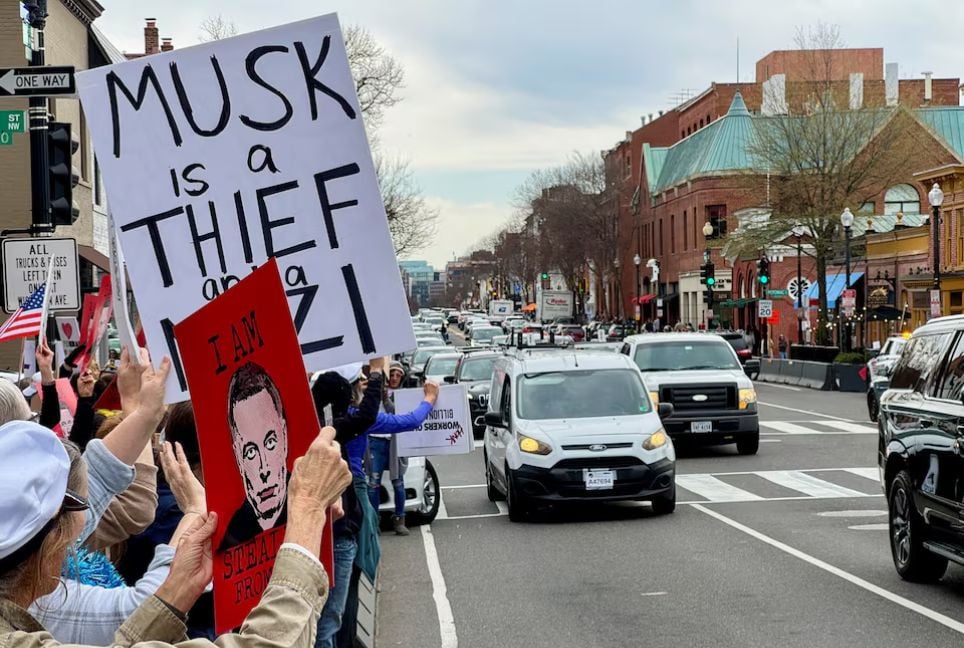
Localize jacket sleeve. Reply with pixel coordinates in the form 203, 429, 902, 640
69, 397, 98, 451
367, 401, 433, 434
78, 439, 135, 545
83, 462, 159, 552
0, 547, 328, 648
38, 382, 61, 430
334, 375, 383, 444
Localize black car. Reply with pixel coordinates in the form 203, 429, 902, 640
445, 349, 500, 438
716, 332, 760, 379
878, 315, 964, 583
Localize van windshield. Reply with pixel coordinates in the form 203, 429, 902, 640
517, 369, 651, 419
633, 341, 739, 371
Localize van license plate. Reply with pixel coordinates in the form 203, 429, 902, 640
691, 421, 713, 433
584, 469, 614, 490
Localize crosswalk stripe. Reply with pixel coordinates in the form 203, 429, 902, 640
815, 421, 877, 434
757, 470, 869, 498
762, 421, 817, 435
675, 474, 764, 502
843, 467, 881, 482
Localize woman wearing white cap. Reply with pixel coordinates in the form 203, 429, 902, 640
0, 361, 353, 648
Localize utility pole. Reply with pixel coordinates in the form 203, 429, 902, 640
25, 0, 51, 227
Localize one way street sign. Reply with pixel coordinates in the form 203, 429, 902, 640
0, 66, 75, 97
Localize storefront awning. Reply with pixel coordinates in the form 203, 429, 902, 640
78, 245, 110, 272
636, 294, 655, 305
803, 271, 864, 309
522, 303, 537, 312
662, 292, 679, 301
868, 305, 908, 321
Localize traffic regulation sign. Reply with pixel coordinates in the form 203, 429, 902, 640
841, 288, 857, 317
0, 66, 75, 97
2, 238, 80, 313
758, 299, 773, 318
931, 289, 942, 317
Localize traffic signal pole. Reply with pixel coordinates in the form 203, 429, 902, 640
25, 1, 51, 227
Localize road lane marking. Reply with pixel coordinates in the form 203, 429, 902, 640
495, 501, 508, 515
420, 525, 458, 647
817, 421, 877, 434
441, 484, 486, 490
685, 466, 876, 477
437, 490, 449, 520
678, 493, 882, 505
848, 523, 889, 530
676, 474, 764, 502
757, 470, 869, 499
640, 591, 668, 596
817, 510, 886, 518
759, 439, 782, 443
692, 503, 964, 635
843, 467, 882, 482
762, 421, 822, 435
757, 401, 850, 420
473, 440, 484, 448
758, 383, 801, 391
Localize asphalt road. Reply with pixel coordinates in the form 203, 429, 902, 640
374, 331, 964, 647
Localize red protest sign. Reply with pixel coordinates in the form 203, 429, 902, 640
78, 276, 113, 371
174, 258, 333, 634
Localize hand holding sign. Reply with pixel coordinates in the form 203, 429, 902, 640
118, 346, 150, 414
77, 371, 95, 398
423, 381, 440, 405
136, 356, 171, 422
36, 339, 54, 384
156, 511, 220, 615
160, 441, 207, 516
287, 427, 352, 544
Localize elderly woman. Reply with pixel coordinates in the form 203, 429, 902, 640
0, 365, 352, 648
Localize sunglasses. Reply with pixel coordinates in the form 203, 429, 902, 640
62, 489, 89, 512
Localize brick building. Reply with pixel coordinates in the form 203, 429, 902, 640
606, 46, 962, 347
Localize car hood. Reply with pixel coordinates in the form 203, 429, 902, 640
462, 380, 491, 394
641, 369, 748, 389
516, 415, 658, 443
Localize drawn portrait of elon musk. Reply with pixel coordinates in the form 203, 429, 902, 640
219, 361, 289, 550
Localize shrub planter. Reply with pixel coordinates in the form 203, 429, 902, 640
833, 363, 866, 392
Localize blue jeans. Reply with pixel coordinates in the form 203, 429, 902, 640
368, 437, 405, 516
315, 535, 358, 648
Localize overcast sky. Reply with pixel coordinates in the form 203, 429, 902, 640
94, 0, 964, 269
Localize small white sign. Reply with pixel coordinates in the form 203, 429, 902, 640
931, 289, 942, 317
758, 299, 773, 318
2, 238, 79, 314
395, 384, 473, 457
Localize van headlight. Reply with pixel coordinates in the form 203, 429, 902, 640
739, 388, 757, 409
642, 429, 668, 450
649, 391, 659, 407
518, 434, 552, 455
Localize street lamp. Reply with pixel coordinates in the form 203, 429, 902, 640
702, 221, 714, 238
792, 224, 806, 345
929, 183, 944, 298
613, 256, 620, 319
840, 208, 854, 352
633, 253, 642, 331
702, 221, 714, 328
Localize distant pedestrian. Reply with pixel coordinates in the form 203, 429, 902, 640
778, 334, 788, 359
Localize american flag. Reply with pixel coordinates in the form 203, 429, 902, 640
0, 285, 46, 343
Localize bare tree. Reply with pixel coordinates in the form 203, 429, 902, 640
376, 156, 438, 256
344, 25, 405, 129
199, 14, 238, 42
733, 23, 925, 345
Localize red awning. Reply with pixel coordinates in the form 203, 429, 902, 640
637, 294, 656, 305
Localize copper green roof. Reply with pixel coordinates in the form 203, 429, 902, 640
915, 107, 964, 161
645, 92, 757, 194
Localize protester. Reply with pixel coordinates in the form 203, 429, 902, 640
778, 334, 789, 359
0, 418, 351, 648
364, 380, 439, 536
310, 359, 386, 648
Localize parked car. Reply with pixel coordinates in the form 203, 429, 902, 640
606, 324, 633, 342
405, 346, 450, 383
867, 375, 889, 423
422, 352, 462, 385
468, 325, 503, 346
483, 349, 676, 521
868, 335, 908, 381
621, 333, 759, 454
373, 457, 440, 525
877, 315, 964, 582
716, 331, 760, 379
555, 324, 586, 342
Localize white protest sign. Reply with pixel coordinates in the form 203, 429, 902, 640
107, 212, 141, 365
395, 384, 473, 457
21, 339, 35, 377
76, 14, 414, 401
55, 317, 79, 347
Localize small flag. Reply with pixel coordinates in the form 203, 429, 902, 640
0, 285, 47, 343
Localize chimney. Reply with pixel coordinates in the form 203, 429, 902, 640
144, 18, 159, 55
625, 130, 632, 141
161, 37, 173, 52
658, 110, 664, 116
885, 62, 898, 107
648, 113, 654, 122
849, 72, 864, 110
923, 71, 933, 102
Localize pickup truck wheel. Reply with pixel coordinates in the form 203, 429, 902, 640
506, 467, 531, 523
736, 432, 760, 455
889, 470, 947, 582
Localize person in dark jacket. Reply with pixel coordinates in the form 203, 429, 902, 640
310, 358, 386, 648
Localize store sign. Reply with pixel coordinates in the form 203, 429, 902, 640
867, 287, 889, 308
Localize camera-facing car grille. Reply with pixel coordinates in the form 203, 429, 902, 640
662, 384, 736, 411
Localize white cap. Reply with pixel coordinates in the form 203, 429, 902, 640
330, 362, 364, 384
0, 421, 70, 561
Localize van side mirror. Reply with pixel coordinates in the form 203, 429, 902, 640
484, 411, 506, 428
658, 403, 674, 418
443, 375, 456, 384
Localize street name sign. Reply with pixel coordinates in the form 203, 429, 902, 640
0, 111, 25, 133
2, 237, 80, 313
758, 299, 773, 318
0, 66, 76, 97
767, 289, 788, 297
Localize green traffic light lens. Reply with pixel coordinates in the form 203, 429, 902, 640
706, 277, 716, 286
760, 276, 769, 285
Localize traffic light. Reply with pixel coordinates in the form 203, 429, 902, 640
48, 122, 80, 226
540, 272, 549, 280
757, 257, 770, 286
699, 262, 716, 287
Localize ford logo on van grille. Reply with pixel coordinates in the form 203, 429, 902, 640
692, 394, 708, 402
589, 444, 607, 452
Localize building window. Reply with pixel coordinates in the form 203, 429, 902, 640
681, 130, 685, 139
683, 210, 689, 250
706, 204, 727, 238
858, 201, 874, 214
699, 118, 704, 128
670, 214, 676, 253
884, 184, 921, 215
958, 212, 964, 267
658, 219, 663, 256
707, 113, 711, 124
946, 208, 955, 269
